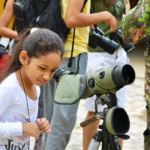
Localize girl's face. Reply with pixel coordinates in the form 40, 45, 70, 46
21, 51, 62, 86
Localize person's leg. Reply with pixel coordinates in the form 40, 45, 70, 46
83, 88, 126, 150
83, 111, 100, 150
118, 137, 123, 150
43, 79, 56, 148
45, 53, 87, 150
45, 101, 80, 150
83, 52, 108, 150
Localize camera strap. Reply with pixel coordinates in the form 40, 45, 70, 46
68, 0, 88, 67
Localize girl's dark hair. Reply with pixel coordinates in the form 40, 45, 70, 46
0, 28, 64, 82
103, 0, 116, 7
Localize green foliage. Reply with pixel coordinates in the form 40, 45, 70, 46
138, 5, 150, 24
146, 26, 150, 36
138, 4, 150, 35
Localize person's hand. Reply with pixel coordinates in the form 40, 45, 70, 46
36, 118, 50, 134
104, 12, 117, 33
22, 122, 40, 140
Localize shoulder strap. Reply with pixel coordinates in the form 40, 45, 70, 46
81, 0, 88, 12
31, 0, 50, 16
51, 0, 61, 32
4, 0, 7, 7
68, 0, 88, 68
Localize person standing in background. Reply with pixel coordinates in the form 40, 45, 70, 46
0, 0, 16, 70
0, 0, 15, 79
0, 0, 17, 39
43, 0, 118, 150
83, 0, 131, 150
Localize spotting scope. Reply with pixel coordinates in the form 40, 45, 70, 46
53, 64, 135, 104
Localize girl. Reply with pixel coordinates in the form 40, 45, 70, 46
0, 28, 64, 150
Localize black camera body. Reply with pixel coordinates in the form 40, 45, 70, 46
110, 29, 135, 52
0, 44, 5, 59
89, 26, 119, 54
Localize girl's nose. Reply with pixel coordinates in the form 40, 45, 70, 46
43, 73, 50, 81
43, 72, 54, 81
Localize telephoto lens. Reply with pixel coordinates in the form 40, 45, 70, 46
89, 26, 119, 54
110, 29, 135, 52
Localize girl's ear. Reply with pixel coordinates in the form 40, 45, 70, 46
19, 50, 29, 65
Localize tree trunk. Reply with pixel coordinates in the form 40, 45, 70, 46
121, 0, 150, 44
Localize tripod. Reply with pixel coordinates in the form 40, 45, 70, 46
87, 109, 121, 150
80, 94, 130, 150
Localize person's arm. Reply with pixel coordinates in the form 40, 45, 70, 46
0, 85, 22, 137
65, 0, 117, 32
0, 0, 18, 39
125, 0, 130, 14
0, 85, 40, 139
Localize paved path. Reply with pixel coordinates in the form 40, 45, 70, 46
66, 78, 146, 150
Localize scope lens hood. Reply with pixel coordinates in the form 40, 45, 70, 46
105, 107, 130, 135
113, 64, 135, 87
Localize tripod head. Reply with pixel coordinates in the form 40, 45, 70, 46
81, 93, 130, 137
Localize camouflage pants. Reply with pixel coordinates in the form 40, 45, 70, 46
144, 46, 150, 150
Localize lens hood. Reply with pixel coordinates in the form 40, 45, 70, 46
105, 107, 130, 135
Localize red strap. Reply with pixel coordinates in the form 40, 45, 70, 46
0, 54, 9, 72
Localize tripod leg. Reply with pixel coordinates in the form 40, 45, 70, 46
88, 139, 101, 150
101, 132, 109, 150
109, 135, 121, 150
88, 131, 103, 150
